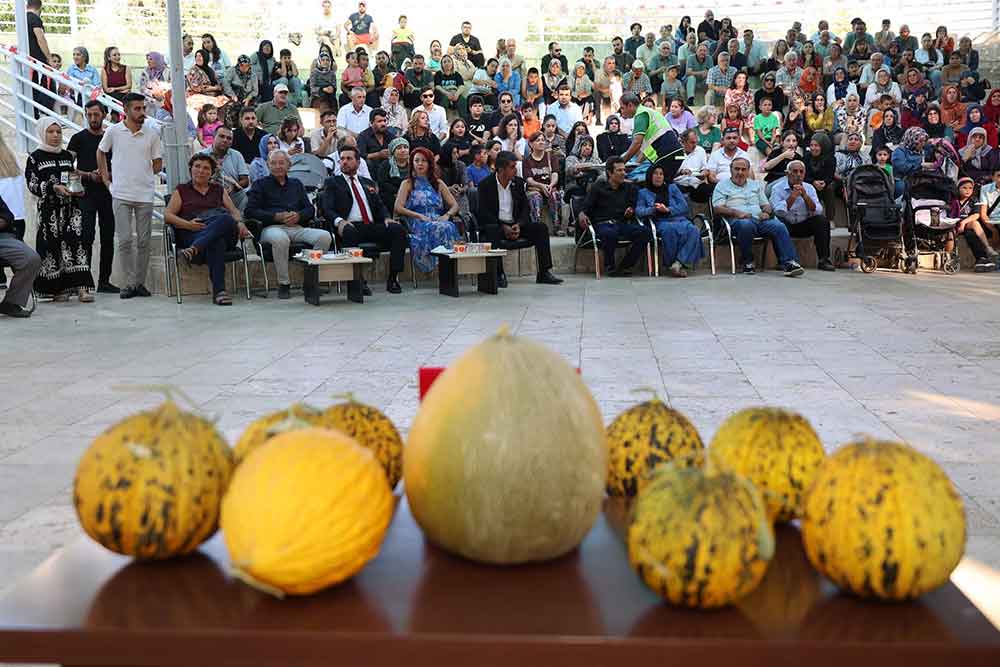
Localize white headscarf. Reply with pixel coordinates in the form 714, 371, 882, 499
35, 116, 63, 153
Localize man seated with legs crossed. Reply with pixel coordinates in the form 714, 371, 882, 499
768, 160, 836, 271
475, 150, 562, 287
319, 144, 407, 294
576, 157, 652, 277
710, 157, 805, 276
246, 150, 332, 298
0, 196, 40, 318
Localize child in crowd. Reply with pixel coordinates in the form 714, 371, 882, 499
466, 146, 492, 186
659, 64, 684, 107
752, 97, 781, 155
874, 146, 893, 178
197, 104, 222, 148
521, 102, 541, 137
465, 96, 491, 146
341, 51, 364, 96
523, 67, 543, 108
722, 103, 750, 151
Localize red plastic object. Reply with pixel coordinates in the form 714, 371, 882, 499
419, 366, 580, 401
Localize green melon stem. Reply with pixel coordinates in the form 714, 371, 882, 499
329, 392, 358, 404
630, 386, 663, 403
495, 323, 512, 338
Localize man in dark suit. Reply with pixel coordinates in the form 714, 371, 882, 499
319, 144, 407, 294
476, 151, 562, 287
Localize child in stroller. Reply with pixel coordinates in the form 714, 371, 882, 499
845, 164, 917, 273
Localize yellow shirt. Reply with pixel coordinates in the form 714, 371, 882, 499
392, 27, 414, 45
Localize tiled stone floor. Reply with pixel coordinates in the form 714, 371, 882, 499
2, 268, 999, 601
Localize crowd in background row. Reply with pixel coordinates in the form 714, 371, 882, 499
3, 2, 1000, 319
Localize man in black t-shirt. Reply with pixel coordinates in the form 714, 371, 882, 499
465, 96, 490, 149
233, 107, 266, 166
486, 92, 516, 136
26, 0, 53, 116
449, 22, 484, 68
67, 101, 118, 293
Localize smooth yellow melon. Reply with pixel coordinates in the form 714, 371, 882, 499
222, 428, 393, 596
801, 439, 966, 600
404, 328, 606, 565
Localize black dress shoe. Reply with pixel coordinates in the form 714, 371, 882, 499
119, 286, 136, 299
277, 284, 291, 299
135, 284, 152, 297
0, 301, 30, 318
817, 258, 836, 271
608, 266, 633, 277
97, 282, 120, 294
497, 271, 508, 288
536, 270, 563, 284
386, 277, 402, 294
362, 280, 373, 296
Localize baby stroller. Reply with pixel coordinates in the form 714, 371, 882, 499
907, 171, 961, 274
845, 164, 917, 274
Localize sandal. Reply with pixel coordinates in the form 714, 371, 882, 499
52, 292, 69, 302
180, 246, 199, 265
213, 290, 232, 306
78, 288, 94, 303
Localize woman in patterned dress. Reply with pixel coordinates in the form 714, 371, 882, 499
393, 147, 460, 273
25, 117, 94, 302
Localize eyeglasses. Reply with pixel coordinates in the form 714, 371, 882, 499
421, 93, 434, 98
554, 49, 561, 53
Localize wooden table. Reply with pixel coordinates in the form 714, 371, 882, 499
293, 255, 372, 305
432, 249, 507, 297
0, 498, 998, 667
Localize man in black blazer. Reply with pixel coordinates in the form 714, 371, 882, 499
319, 145, 407, 293
476, 151, 562, 286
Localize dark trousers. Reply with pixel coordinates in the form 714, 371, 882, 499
341, 221, 408, 275
31, 71, 54, 118
595, 221, 651, 270
80, 191, 116, 285
679, 182, 713, 203
481, 221, 554, 273
592, 91, 606, 123
964, 226, 991, 261
783, 214, 831, 261
174, 215, 238, 295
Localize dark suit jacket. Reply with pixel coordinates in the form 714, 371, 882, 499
319, 173, 388, 226
475, 173, 530, 229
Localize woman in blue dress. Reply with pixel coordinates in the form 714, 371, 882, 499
393, 146, 460, 273
636, 164, 703, 277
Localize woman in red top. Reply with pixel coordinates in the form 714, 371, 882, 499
100, 46, 132, 105
163, 154, 251, 305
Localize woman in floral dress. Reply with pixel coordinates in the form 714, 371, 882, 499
25, 117, 93, 302
393, 147, 459, 273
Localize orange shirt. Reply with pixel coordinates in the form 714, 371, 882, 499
523, 117, 541, 137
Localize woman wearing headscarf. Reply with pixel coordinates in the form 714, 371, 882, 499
834, 131, 870, 184
249, 133, 279, 183
960, 127, 999, 183
864, 68, 902, 109
223, 55, 259, 110
138, 51, 170, 115
922, 104, 954, 143
308, 48, 338, 112
872, 107, 905, 155
983, 89, 1000, 126
187, 48, 223, 97
957, 104, 997, 148
804, 92, 834, 141
939, 84, 967, 133
380, 86, 408, 133
796, 66, 820, 99
564, 134, 602, 198
596, 115, 631, 161
892, 126, 933, 198
251, 40, 275, 102
635, 162, 702, 277
374, 137, 409, 213
25, 117, 94, 302
826, 66, 857, 109
901, 68, 932, 128
804, 130, 836, 216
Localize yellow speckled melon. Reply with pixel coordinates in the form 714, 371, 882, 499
709, 407, 825, 522
232, 403, 325, 465
320, 397, 404, 489
801, 439, 966, 600
222, 428, 393, 596
628, 463, 774, 608
405, 328, 607, 565
73, 401, 233, 559
606, 397, 704, 496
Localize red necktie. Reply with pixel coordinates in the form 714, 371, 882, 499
349, 176, 371, 225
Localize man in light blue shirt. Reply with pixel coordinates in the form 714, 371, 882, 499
769, 160, 835, 270
545, 85, 583, 134
712, 156, 804, 276
739, 30, 767, 75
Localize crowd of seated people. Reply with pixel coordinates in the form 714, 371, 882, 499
9, 6, 1000, 317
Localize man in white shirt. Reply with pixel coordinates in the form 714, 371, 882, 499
674, 129, 711, 202
545, 85, 583, 135
417, 86, 448, 140
96, 92, 163, 299
336, 87, 373, 137
706, 127, 750, 184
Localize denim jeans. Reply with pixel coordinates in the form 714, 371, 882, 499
173, 214, 238, 295
728, 216, 798, 265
